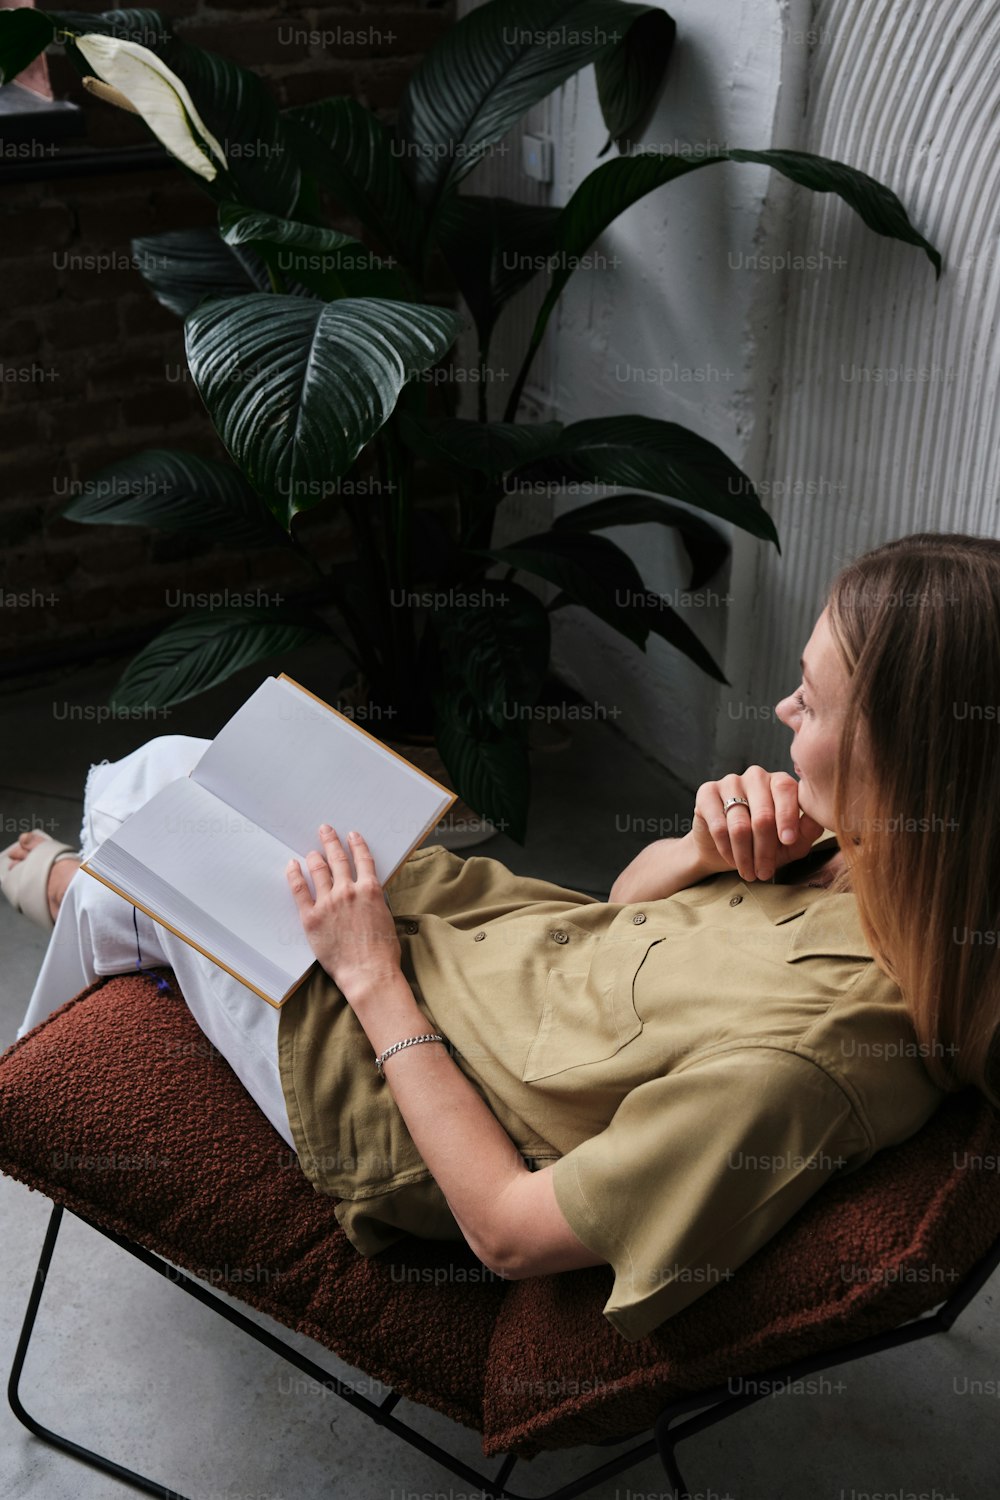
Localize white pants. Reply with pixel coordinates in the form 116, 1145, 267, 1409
17, 735, 296, 1149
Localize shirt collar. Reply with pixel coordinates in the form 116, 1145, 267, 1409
737, 825, 837, 924
781, 892, 874, 961
739, 827, 874, 959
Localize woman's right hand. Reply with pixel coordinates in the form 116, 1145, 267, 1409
688, 767, 826, 883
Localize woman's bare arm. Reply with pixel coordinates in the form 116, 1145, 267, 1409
610, 771, 828, 901
348, 970, 604, 1277
608, 831, 721, 905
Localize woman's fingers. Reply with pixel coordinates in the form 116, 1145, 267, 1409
345, 829, 378, 881
286, 829, 363, 909
284, 827, 400, 989
769, 772, 805, 846
285, 858, 314, 912
287, 825, 378, 904
305, 846, 334, 896
699, 767, 787, 881
718, 766, 771, 880
318, 823, 352, 876
692, 767, 826, 883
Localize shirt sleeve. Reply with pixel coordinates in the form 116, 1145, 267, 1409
549, 1043, 872, 1342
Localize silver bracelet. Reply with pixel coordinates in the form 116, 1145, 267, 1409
374, 1032, 446, 1077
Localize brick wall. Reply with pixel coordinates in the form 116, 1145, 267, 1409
0, 0, 454, 670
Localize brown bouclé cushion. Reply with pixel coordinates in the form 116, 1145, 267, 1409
2, 971, 998, 1460
0, 972, 502, 1434
482, 1086, 1000, 1456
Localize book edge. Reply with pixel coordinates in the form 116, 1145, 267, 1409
78, 671, 462, 1008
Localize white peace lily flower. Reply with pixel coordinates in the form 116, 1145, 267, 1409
74, 33, 227, 182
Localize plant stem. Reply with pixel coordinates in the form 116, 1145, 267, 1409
387, 421, 419, 696
503, 324, 544, 423
388, 427, 409, 588
375, 433, 404, 693
477, 347, 488, 424
342, 495, 390, 680
287, 525, 328, 585
398, 263, 422, 302
287, 524, 371, 681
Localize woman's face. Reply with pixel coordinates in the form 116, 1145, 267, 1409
775, 606, 864, 833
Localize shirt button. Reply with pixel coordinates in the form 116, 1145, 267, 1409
729, 896, 743, 907
551, 930, 569, 944
474, 930, 486, 941
404, 920, 419, 934
632, 912, 647, 924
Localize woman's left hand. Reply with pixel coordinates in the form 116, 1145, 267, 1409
286, 826, 402, 998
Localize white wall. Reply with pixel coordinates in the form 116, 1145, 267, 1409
460, 0, 813, 788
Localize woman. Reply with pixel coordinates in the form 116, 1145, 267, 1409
4, 530, 998, 1343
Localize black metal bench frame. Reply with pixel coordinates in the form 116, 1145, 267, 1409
8, 1198, 1000, 1500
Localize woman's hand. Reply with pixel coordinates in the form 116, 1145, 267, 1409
285, 825, 402, 999
689, 767, 826, 883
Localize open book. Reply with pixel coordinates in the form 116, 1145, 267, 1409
81, 674, 457, 1006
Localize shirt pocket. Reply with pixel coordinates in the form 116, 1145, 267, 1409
521, 936, 663, 1083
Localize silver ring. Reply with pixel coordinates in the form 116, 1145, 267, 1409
722, 796, 750, 815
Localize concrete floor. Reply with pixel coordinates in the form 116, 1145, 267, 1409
0, 647, 997, 1500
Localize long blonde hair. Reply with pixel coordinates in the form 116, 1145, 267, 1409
822, 531, 1000, 1104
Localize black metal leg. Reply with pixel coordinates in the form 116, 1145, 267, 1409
5, 1199, 664, 1500
652, 1415, 690, 1500
10, 1196, 996, 1500
7, 1201, 189, 1499
646, 1229, 1000, 1500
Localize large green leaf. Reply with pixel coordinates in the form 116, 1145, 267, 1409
110, 610, 326, 709
288, 165, 324, 228
469, 529, 726, 681
62, 449, 284, 547
0, 7, 55, 84
552, 491, 728, 589
130, 228, 262, 317
217, 202, 405, 301
397, 412, 564, 476
183, 294, 465, 528
726, 148, 941, 273
429, 577, 551, 731
509, 415, 778, 546
638, 592, 728, 683
434, 195, 563, 352
282, 97, 424, 270
218, 204, 361, 257
156, 40, 301, 216
543, 581, 730, 683
469, 530, 647, 642
505, 145, 942, 417
594, 5, 675, 154
396, 0, 674, 214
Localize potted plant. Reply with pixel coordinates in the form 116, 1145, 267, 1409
0, 2, 941, 844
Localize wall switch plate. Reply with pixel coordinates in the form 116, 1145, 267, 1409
521, 134, 554, 183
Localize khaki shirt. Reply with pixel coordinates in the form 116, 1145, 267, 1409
277, 832, 946, 1342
